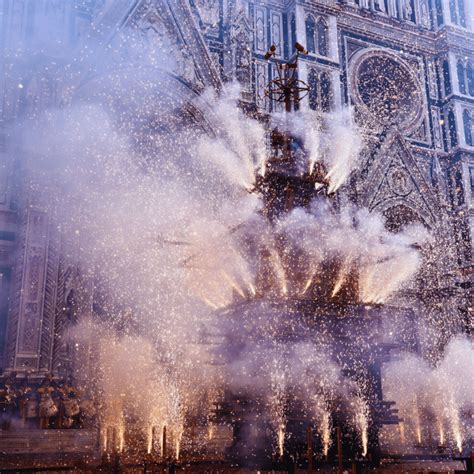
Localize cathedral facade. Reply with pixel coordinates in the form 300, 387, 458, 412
0, 0, 472, 376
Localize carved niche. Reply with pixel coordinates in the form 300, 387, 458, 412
230, 10, 253, 90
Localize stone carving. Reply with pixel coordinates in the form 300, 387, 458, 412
409, 119, 428, 142
195, 0, 219, 29
254, 6, 266, 53
431, 107, 443, 149
27, 251, 43, 299
375, 0, 386, 13
128, 2, 197, 85
350, 49, 425, 134
418, 0, 431, 28
362, 133, 438, 227
270, 12, 283, 57
255, 61, 268, 110
427, 60, 439, 99
20, 302, 39, 352
229, 10, 253, 90
388, 166, 413, 197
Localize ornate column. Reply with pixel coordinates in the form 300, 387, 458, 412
4, 204, 60, 376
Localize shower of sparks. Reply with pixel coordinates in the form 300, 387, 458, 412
10, 8, 472, 466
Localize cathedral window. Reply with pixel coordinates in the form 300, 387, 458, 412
320, 72, 331, 112
309, 69, 332, 112
467, 63, 474, 96
435, 0, 444, 25
449, 0, 458, 24
458, 0, 467, 27
463, 109, 472, 146
316, 18, 328, 56
442, 60, 452, 96
457, 61, 466, 94
305, 15, 329, 57
291, 14, 296, 52
309, 69, 319, 110
449, 0, 467, 26
448, 109, 458, 148
305, 16, 316, 54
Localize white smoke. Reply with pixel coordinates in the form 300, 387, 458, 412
383, 337, 474, 453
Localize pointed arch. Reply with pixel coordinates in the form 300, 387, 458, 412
305, 15, 316, 54
435, 0, 444, 25
442, 60, 452, 96
463, 109, 472, 146
308, 69, 332, 112
467, 63, 474, 96
316, 18, 328, 56
320, 72, 332, 112
457, 61, 466, 94
448, 109, 458, 148
383, 204, 428, 232
308, 69, 319, 111
458, 0, 466, 26
291, 14, 296, 50
450, 0, 458, 24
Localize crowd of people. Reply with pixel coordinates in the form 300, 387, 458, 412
0, 372, 93, 430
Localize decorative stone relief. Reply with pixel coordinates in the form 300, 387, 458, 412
195, 0, 220, 28
254, 6, 266, 53
400, 0, 413, 21
230, 10, 253, 90
375, 0, 386, 13
363, 134, 438, 227
270, 11, 283, 58
417, 0, 431, 28
349, 49, 425, 134
127, 3, 197, 85
387, 166, 414, 197
408, 119, 428, 142
27, 250, 43, 299
255, 61, 268, 110
427, 60, 439, 99
431, 107, 444, 149
15, 209, 49, 362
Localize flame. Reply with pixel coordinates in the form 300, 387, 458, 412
221, 271, 246, 299
416, 425, 422, 445
309, 158, 316, 175
302, 273, 314, 295
447, 395, 463, 453
208, 423, 215, 440
331, 257, 353, 297
101, 427, 108, 453
118, 424, 125, 452
270, 250, 288, 296
260, 157, 267, 177
355, 397, 369, 457
399, 422, 406, 444
278, 424, 285, 457
413, 400, 422, 444
322, 410, 331, 457
147, 425, 154, 454
438, 420, 444, 446
160, 425, 165, 457
331, 273, 346, 297
175, 426, 184, 460
202, 298, 219, 309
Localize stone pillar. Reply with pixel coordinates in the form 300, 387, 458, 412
4, 205, 60, 376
